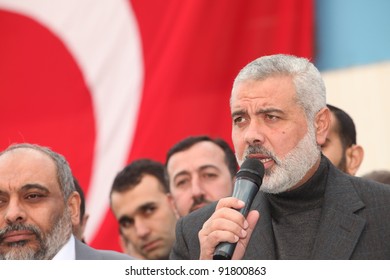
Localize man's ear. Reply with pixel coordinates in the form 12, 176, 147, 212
315, 107, 331, 146
167, 193, 180, 219
67, 191, 81, 227
345, 144, 365, 176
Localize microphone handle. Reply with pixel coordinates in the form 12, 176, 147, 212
213, 179, 259, 260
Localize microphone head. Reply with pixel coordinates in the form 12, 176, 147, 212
236, 158, 265, 187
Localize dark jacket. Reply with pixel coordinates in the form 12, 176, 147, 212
171, 160, 390, 259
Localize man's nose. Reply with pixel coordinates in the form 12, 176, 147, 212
134, 218, 151, 238
244, 119, 266, 145
191, 176, 205, 198
4, 199, 26, 225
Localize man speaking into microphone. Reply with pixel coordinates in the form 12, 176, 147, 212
170, 54, 390, 260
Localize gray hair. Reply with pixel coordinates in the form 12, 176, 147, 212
232, 54, 326, 122
0, 143, 75, 201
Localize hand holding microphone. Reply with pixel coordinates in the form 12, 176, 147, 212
212, 158, 264, 260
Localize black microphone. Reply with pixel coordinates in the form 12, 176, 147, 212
213, 158, 264, 260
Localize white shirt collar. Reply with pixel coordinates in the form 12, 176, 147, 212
52, 235, 76, 260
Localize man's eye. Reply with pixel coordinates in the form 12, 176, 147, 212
233, 116, 245, 124
25, 193, 44, 200
175, 178, 189, 187
0, 197, 7, 206
265, 114, 279, 121
203, 173, 217, 179
144, 206, 156, 215
120, 218, 134, 229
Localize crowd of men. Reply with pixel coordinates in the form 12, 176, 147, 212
1, 54, 389, 260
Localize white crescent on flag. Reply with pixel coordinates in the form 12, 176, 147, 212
0, 0, 144, 242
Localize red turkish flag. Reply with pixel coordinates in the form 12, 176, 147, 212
0, 0, 313, 251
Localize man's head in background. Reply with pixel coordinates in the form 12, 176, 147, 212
362, 170, 390, 185
321, 104, 364, 175
166, 135, 237, 217
110, 159, 177, 260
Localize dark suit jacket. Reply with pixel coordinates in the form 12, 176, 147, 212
170, 162, 390, 259
75, 239, 133, 260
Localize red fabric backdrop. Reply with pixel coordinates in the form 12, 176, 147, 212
0, 0, 313, 251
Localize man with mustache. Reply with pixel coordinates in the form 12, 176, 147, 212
166, 136, 237, 217
170, 54, 390, 259
0, 143, 132, 260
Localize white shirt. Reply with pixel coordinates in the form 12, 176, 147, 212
52, 235, 76, 260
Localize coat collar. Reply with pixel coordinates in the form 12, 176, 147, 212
244, 191, 276, 259
311, 165, 366, 259
244, 161, 366, 259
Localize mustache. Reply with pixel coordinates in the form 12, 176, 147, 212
189, 196, 212, 213
0, 224, 42, 243
244, 145, 278, 164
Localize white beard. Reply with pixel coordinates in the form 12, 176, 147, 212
0, 208, 73, 260
237, 124, 320, 194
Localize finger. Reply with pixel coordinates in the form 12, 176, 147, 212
199, 229, 240, 260
215, 197, 245, 211
206, 206, 247, 226
232, 210, 260, 260
200, 228, 240, 247
244, 210, 260, 238
200, 215, 248, 240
